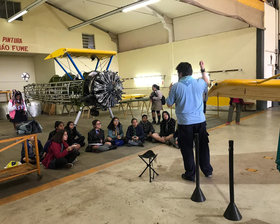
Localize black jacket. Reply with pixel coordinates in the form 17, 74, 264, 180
139, 121, 155, 137
66, 127, 84, 145
126, 125, 144, 141
160, 111, 176, 137
88, 128, 105, 144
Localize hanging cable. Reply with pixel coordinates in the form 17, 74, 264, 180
76, 57, 92, 71
66, 56, 75, 76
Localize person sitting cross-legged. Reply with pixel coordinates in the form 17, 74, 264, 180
139, 114, 155, 142
107, 117, 125, 146
65, 121, 85, 149
86, 120, 115, 152
42, 130, 80, 169
151, 111, 176, 144
126, 118, 145, 147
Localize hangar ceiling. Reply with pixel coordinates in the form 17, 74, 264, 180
45, 0, 204, 34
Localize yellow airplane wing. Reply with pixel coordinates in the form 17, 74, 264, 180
208, 74, 280, 101
122, 94, 147, 100
45, 48, 117, 60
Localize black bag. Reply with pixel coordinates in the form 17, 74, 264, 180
6, 114, 11, 121
161, 95, 166, 105
17, 120, 42, 135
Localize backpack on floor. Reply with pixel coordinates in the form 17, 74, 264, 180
17, 120, 42, 135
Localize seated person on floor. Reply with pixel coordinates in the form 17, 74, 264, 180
21, 136, 44, 164
42, 130, 80, 169
107, 117, 125, 146
126, 118, 144, 147
172, 129, 179, 149
65, 121, 85, 149
86, 120, 116, 152
152, 111, 176, 144
48, 121, 64, 140
139, 114, 155, 142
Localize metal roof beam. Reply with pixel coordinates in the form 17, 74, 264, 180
46, 1, 112, 34
46, 2, 118, 47
147, 6, 174, 42
68, 0, 159, 31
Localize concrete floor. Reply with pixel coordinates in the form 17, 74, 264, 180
0, 106, 255, 199
1, 107, 279, 223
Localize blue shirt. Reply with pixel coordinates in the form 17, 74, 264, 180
166, 76, 207, 125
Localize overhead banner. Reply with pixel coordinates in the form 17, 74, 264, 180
180, 0, 264, 29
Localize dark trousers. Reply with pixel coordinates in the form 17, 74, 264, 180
49, 150, 78, 169
178, 122, 213, 178
74, 136, 85, 147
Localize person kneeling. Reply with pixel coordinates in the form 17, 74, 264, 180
126, 118, 144, 147
42, 130, 79, 169
86, 120, 116, 152
152, 111, 176, 145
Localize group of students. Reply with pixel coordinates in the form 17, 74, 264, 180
21, 121, 84, 169
86, 111, 178, 151
20, 111, 179, 170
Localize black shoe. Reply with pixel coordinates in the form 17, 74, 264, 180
181, 173, 195, 182
110, 145, 117, 150
138, 142, 144, 147
85, 146, 91, 152
165, 140, 171, 146
156, 121, 160, 125
205, 173, 212, 178
152, 120, 156, 124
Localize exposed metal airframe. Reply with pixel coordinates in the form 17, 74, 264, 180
24, 48, 122, 119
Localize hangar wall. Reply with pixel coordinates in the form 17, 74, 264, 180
118, 27, 256, 98
33, 54, 56, 84
173, 10, 249, 41
0, 55, 36, 91
0, 3, 118, 91
118, 23, 169, 52
118, 10, 249, 52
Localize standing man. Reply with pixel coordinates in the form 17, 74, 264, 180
166, 61, 213, 182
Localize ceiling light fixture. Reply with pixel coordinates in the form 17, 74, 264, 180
68, 0, 160, 31
122, 0, 160, 13
8, 10, 28, 23
7, 0, 47, 23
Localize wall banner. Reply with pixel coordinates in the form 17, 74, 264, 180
0, 37, 29, 52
